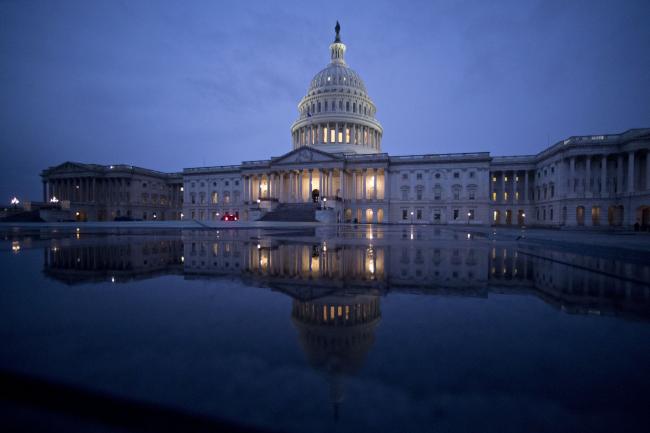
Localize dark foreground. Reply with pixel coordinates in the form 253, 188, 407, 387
1, 226, 649, 433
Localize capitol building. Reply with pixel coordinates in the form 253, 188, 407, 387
40, 24, 650, 228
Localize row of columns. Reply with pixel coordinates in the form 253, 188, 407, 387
292, 123, 380, 149
562, 151, 650, 197
491, 170, 530, 203
242, 168, 384, 203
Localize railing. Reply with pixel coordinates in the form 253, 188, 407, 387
183, 165, 242, 173
390, 152, 490, 161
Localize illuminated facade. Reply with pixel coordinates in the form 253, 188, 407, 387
39, 24, 650, 227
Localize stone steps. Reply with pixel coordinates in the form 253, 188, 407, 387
259, 203, 318, 222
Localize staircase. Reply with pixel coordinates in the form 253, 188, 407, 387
259, 203, 318, 222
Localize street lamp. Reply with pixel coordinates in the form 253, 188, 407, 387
323, 197, 327, 209
50, 196, 59, 203
10, 197, 19, 208
467, 211, 471, 225
410, 211, 414, 224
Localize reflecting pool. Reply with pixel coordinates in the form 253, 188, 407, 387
1, 226, 649, 432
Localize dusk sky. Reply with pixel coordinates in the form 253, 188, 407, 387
1, 0, 649, 201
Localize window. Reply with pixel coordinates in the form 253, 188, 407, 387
492, 192, 497, 201
515, 191, 519, 200
468, 209, 475, 220
213, 182, 217, 186
143, 182, 147, 188
225, 181, 229, 186
199, 192, 205, 204
435, 173, 441, 179
416, 173, 423, 180
416, 187, 423, 200
453, 209, 459, 220
402, 173, 408, 180
434, 210, 441, 221
402, 209, 408, 220
469, 172, 475, 178
416, 209, 422, 220
454, 172, 460, 178
434, 185, 442, 201
211, 192, 218, 204
504, 192, 509, 201
190, 193, 196, 204
235, 180, 239, 186
469, 191, 475, 200
492, 176, 497, 182
200, 182, 205, 187
401, 187, 408, 200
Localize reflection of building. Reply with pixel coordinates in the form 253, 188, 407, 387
291, 294, 381, 416
41, 233, 650, 319
43, 238, 183, 284
36, 24, 649, 226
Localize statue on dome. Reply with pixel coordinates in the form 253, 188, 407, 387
334, 21, 341, 42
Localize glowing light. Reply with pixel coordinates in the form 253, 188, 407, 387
257, 244, 261, 249
75, 212, 80, 216
76, 227, 80, 232
111, 276, 115, 283
50, 196, 59, 203
180, 186, 184, 192
10, 197, 19, 206
109, 165, 114, 169
181, 256, 184, 263
257, 199, 261, 203
522, 213, 526, 218
180, 213, 184, 219
11, 241, 20, 253
467, 233, 471, 239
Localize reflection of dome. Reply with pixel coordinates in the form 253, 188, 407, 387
291, 22, 383, 154
291, 294, 381, 414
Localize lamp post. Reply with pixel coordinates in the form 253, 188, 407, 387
467, 211, 471, 225
10, 197, 19, 209
323, 197, 327, 210
410, 211, 414, 224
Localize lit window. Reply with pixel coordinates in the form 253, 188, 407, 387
504, 192, 509, 201
492, 192, 497, 201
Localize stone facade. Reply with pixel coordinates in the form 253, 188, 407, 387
40, 162, 183, 221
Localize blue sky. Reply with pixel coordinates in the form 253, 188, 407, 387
1, 0, 649, 201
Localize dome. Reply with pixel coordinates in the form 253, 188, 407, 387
308, 64, 368, 96
290, 22, 382, 155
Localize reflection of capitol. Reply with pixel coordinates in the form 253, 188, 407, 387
38, 233, 649, 416
39, 233, 650, 318
292, 294, 381, 414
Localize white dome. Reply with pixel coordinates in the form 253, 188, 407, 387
290, 23, 382, 155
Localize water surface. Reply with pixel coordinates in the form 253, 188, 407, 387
1, 226, 649, 432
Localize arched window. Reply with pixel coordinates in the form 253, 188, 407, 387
346, 101, 350, 112
353, 102, 356, 113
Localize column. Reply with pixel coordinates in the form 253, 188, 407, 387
328, 170, 333, 198
299, 170, 304, 202
340, 170, 346, 199
308, 170, 313, 200
524, 171, 529, 202
585, 156, 591, 196
318, 170, 322, 195
601, 155, 607, 197
627, 151, 635, 193
352, 171, 357, 200
569, 157, 576, 196
362, 169, 367, 200
500, 171, 505, 203
617, 154, 623, 194
646, 152, 650, 191
373, 168, 377, 200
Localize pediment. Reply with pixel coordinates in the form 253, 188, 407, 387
45, 161, 104, 176
271, 147, 341, 166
